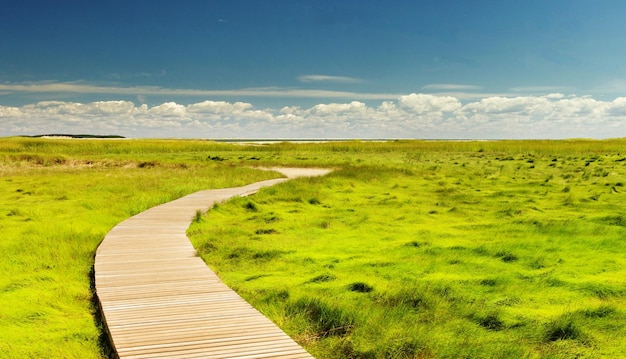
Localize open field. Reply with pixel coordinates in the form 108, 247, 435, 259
0, 138, 280, 358
188, 139, 626, 358
1, 137, 626, 358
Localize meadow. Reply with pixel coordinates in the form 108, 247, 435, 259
188, 139, 626, 358
0, 138, 279, 358
1, 137, 625, 358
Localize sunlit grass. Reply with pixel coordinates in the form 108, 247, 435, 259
3, 137, 626, 358
190, 147, 626, 358
0, 138, 279, 358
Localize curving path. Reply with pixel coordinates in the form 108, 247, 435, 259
95, 168, 330, 359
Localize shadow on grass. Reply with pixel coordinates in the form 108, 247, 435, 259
89, 266, 117, 359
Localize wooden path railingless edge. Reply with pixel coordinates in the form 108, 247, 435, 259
95, 168, 330, 359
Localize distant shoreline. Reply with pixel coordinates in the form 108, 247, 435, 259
17, 135, 611, 143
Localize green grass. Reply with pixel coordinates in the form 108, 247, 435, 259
0, 138, 281, 358
189, 144, 626, 358
2, 137, 626, 358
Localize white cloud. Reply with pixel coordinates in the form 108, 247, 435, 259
422, 84, 482, 91
398, 94, 462, 114
1, 94, 626, 139
149, 102, 188, 117
0, 82, 398, 100
310, 101, 368, 115
509, 86, 574, 93
298, 75, 364, 84
0, 105, 21, 117
187, 100, 253, 114
544, 93, 565, 99
461, 96, 551, 115
550, 97, 608, 117
607, 97, 626, 116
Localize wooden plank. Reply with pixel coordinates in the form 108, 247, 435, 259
95, 170, 329, 358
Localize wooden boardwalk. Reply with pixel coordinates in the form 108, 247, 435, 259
95, 168, 330, 358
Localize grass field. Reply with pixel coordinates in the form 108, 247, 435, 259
188, 140, 626, 358
0, 138, 280, 358
1, 137, 625, 358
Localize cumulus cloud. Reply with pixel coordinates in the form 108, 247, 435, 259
1, 94, 626, 139
187, 101, 253, 114
398, 94, 462, 114
607, 97, 626, 116
461, 96, 550, 115
310, 101, 368, 115
149, 102, 188, 117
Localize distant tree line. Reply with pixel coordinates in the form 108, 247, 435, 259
25, 134, 125, 139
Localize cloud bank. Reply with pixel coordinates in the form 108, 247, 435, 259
0, 82, 395, 100
2, 94, 626, 139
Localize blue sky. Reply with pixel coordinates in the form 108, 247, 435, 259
2, 0, 626, 138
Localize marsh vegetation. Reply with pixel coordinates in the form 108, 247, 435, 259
1, 137, 625, 358
0, 138, 278, 358
189, 139, 626, 358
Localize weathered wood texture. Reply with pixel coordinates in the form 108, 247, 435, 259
95, 169, 329, 358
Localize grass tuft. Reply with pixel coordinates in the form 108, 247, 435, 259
193, 209, 203, 223
580, 283, 625, 299
377, 286, 431, 310
255, 228, 277, 235
288, 297, 355, 338
243, 201, 258, 211
474, 311, 505, 331
347, 282, 374, 293
495, 250, 519, 262
583, 305, 617, 318
306, 274, 337, 283
543, 314, 586, 342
